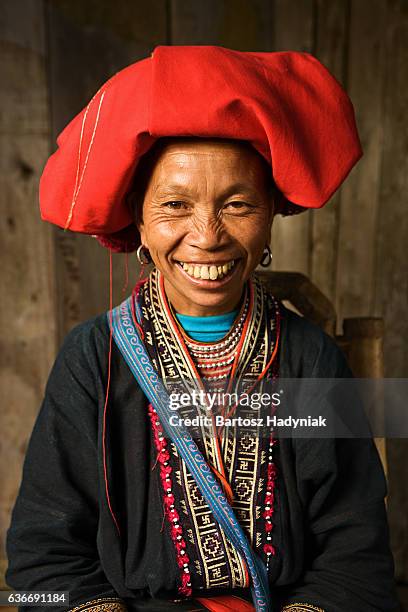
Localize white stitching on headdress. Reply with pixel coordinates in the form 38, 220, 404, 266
64, 89, 106, 230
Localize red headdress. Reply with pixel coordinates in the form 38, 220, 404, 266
39, 45, 362, 252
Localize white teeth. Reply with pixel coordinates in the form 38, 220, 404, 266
201, 266, 210, 279
209, 265, 218, 280
179, 260, 235, 280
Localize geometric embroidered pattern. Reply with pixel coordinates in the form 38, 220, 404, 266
282, 604, 326, 612
68, 598, 127, 612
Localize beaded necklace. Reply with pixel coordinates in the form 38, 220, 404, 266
172, 291, 249, 389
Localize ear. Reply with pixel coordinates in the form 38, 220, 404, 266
134, 207, 147, 249
136, 210, 144, 231
138, 222, 146, 247
130, 191, 145, 235
268, 194, 276, 231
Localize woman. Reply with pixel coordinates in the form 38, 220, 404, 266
6, 46, 398, 612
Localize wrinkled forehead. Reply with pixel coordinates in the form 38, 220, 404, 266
131, 136, 275, 198
152, 136, 263, 158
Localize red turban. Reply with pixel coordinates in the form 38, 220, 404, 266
39, 45, 362, 252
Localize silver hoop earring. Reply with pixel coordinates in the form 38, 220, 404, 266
260, 245, 272, 268
136, 244, 152, 265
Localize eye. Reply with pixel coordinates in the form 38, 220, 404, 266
162, 200, 187, 210
224, 201, 254, 211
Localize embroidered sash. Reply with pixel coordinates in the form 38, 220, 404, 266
109, 272, 280, 612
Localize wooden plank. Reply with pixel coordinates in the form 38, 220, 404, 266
335, 0, 387, 322
46, 0, 168, 338
310, 0, 349, 301
270, 0, 315, 276
373, 0, 408, 378
373, 0, 408, 582
170, 0, 274, 50
0, 0, 56, 587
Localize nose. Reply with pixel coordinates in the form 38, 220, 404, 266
186, 213, 229, 251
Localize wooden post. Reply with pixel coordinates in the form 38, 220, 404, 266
341, 317, 387, 476
270, 0, 315, 277
310, 0, 349, 302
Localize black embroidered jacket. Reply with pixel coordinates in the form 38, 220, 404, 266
5, 304, 398, 612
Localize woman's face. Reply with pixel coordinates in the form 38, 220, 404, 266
137, 139, 274, 316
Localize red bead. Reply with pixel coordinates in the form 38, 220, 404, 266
175, 539, 187, 552
171, 524, 183, 538
263, 543, 275, 555
179, 572, 192, 596
158, 451, 170, 463
169, 509, 180, 522
267, 464, 277, 478
164, 493, 175, 506
177, 554, 190, 568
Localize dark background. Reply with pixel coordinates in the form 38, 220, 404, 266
1, 0, 407, 606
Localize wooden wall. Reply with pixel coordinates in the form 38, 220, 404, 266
1, 0, 407, 589
0, 0, 57, 586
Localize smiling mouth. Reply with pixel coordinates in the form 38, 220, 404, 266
177, 260, 236, 281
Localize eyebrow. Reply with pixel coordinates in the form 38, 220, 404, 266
154, 182, 262, 198
154, 184, 193, 196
